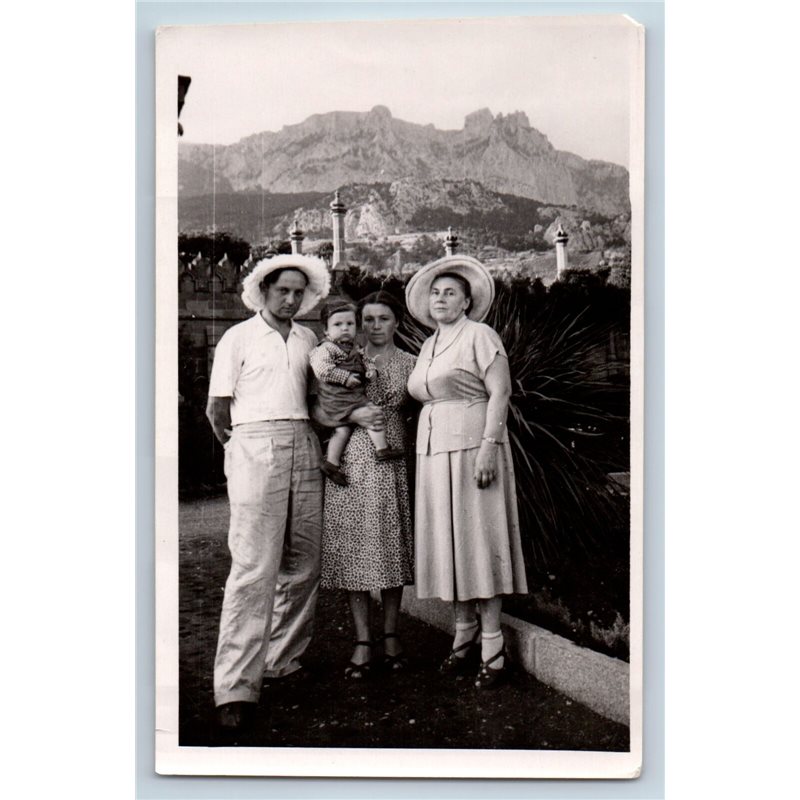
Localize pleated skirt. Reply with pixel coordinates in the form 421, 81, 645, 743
414, 442, 529, 602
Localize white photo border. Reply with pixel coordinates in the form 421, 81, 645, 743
140, 1, 664, 793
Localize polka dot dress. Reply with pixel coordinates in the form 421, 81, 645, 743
321, 349, 417, 591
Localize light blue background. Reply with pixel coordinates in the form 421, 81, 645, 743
136, 2, 664, 797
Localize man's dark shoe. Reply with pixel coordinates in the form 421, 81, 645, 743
217, 701, 255, 733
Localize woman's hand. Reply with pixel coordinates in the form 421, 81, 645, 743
475, 354, 511, 488
349, 403, 385, 432
474, 441, 498, 489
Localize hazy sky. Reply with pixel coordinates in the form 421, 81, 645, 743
172, 15, 638, 167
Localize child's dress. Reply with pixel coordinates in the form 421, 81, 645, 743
310, 339, 372, 427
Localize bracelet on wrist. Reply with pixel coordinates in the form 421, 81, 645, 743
482, 435, 500, 444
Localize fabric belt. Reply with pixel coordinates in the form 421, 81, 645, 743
422, 397, 487, 407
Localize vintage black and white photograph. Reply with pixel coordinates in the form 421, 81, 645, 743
155, 13, 644, 778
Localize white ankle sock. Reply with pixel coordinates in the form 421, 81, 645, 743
452, 620, 479, 655
481, 629, 504, 666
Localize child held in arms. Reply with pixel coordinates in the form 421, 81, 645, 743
311, 299, 404, 485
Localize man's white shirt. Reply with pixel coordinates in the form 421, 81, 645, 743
208, 313, 317, 425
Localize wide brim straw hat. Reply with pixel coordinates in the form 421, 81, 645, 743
241, 254, 331, 317
405, 254, 495, 329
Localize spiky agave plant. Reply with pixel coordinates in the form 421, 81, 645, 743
488, 284, 629, 568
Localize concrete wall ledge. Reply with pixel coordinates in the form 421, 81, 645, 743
396, 593, 629, 727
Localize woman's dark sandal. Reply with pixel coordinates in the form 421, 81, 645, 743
380, 633, 408, 672
439, 627, 481, 676
474, 647, 509, 689
321, 460, 348, 486
344, 640, 375, 680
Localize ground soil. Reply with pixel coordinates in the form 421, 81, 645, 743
179, 497, 629, 751
507, 547, 631, 661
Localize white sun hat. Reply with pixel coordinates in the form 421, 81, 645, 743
241, 254, 331, 317
405, 254, 495, 329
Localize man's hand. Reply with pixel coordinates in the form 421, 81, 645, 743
345, 373, 362, 389
349, 403, 385, 432
206, 396, 232, 445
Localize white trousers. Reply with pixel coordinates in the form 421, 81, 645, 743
213, 420, 323, 706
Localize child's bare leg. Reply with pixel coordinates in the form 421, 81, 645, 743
366, 428, 389, 452
327, 426, 353, 466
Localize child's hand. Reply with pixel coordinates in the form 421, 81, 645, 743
345, 374, 362, 388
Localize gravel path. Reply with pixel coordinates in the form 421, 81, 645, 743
179, 497, 629, 751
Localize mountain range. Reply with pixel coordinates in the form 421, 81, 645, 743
178, 106, 629, 217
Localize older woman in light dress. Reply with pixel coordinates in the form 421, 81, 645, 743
405, 255, 528, 689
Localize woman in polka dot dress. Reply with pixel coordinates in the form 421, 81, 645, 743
321, 291, 417, 679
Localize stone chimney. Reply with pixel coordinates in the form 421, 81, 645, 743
289, 219, 304, 255
444, 226, 459, 256
555, 222, 569, 278
330, 190, 347, 269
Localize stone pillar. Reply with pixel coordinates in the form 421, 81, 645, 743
330, 190, 347, 269
555, 222, 569, 279
444, 226, 459, 256
289, 220, 304, 255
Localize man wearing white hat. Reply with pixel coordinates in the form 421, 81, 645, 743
205, 254, 331, 733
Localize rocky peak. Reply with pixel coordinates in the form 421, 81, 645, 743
364, 104, 394, 135
489, 109, 552, 155
499, 110, 531, 129
464, 107, 494, 136
369, 104, 392, 120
